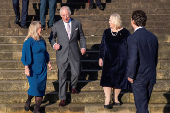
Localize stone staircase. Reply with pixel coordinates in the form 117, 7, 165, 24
0, 0, 170, 113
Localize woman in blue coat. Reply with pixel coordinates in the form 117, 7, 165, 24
21, 21, 52, 113
99, 13, 131, 108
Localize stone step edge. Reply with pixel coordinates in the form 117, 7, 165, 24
1, 103, 170, 113
0, 59, 169, 62
0, 79, 169, 83
0, 91, 169, 95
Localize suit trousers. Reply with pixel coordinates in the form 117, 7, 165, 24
131, 79, 154, 113
57, 54, 81, 100
40, 0, 57, 27
12, 0, 29, 26
89, 0, 101, 6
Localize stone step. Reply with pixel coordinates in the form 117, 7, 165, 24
0, 103, 169, 113
0, 27, 170, 37
1, 0, 170, 4
1, 2, 170, 10
0, 79, 169, 92
0, 91, 169, 104
0, 35, 170, 44
1, 14, 170, 23
0, 51, 170, 60
2, 8, 170, 17
0, 69, 169, 80
0, 43, 169, 52
0, 60, 101, 70
0, 59, 169, 70
85, 103, 170, 113
1, 20, 170, 29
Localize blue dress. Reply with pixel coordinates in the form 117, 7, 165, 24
99, 28, 131, 89
21, 37, 49, 96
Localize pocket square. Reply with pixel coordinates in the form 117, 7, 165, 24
75, 28, 78, 30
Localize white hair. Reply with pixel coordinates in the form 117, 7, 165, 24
60, 6, 71, 16
110, 13, 122, 29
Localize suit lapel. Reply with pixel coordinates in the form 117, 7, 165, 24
70, 18, 75, 40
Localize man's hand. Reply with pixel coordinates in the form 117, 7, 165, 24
128, 77, 134, 83
81, 48, 86, 55
99, 58, 103, 67
54, 43, 60, 50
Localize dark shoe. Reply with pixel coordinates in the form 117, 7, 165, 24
59, 100, 65, 107
24, 106, 29, 111
48, 25, 52, 28
104, 104, 112, 109
33, 110, 40, 113
97, 4, 103, 10
14, 18, 19, 24
114, 102, 121, 106
72, 88, 78, 94
41, 25, 46, 29
21, 25, 28, 29
89, 5, 93, 10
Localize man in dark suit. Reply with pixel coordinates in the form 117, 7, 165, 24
12, 0, 29, 29
89, 0, 103, 10
40, 0, 57, 28
49, 6, 86, 107
126, 10, 158, 113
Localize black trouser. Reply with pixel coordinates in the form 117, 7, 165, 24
12, 0, 29, 26
89, 0, 101, 6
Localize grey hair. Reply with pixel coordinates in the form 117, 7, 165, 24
110, 13, 122, 29
60, 6, 71, 16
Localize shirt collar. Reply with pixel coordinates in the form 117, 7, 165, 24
134, 26, 144, 32
63, 18, 71, 24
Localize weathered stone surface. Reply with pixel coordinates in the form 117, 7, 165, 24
0, 104, 6, 113
157, 70, 170, 80
6, 103, 84, 113
0, 29, 19, 36
0, 80, 28, 91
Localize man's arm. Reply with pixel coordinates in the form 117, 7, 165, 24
49, 26, 60, 50
78, 21, 86, 55
126, 36, 138, 82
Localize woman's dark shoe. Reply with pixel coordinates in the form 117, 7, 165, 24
104, 104, 112, 109
33, 110, 40, 113
24, 105, 29, 111
114, 102, 121, 106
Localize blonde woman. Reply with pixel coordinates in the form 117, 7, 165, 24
99, 13, 131, 108
21, 21, 52, 113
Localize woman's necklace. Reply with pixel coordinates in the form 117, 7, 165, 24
111, 31, 118, 36
111, 28, 123, 36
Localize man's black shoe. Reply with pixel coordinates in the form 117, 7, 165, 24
97, 4, 103, 10
41, 25, 46, 29
21, 25, 28, 29
14, 18, 19, 24
89, 5, 93, 10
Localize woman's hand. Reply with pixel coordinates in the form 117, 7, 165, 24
48, 61, 52, 71
99, 58, 103, 67
25, 66, 30, 76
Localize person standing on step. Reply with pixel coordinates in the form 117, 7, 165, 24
49, 6, 86, 107
89, 0, 103, 10
99, 13, 131, 109
12, 0, 29, 29
40, 0, 57, 29
126, 10, 158, 113
21, 21, 52, 113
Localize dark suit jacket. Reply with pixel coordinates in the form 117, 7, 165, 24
49, 18, 86, 64
126, 28, 158, 84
